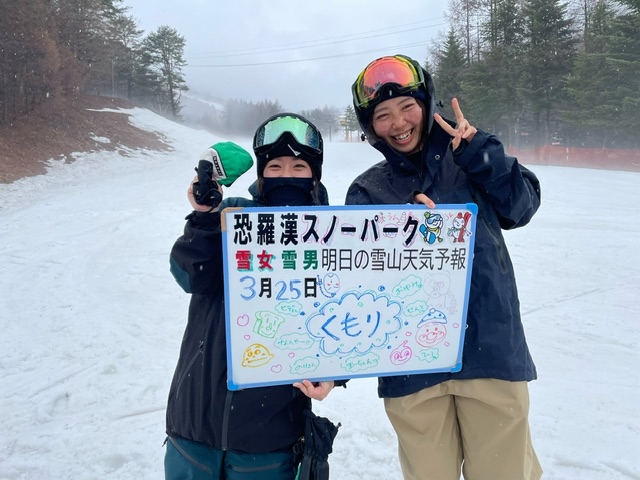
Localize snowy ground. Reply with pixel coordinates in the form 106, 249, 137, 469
1, 107, 638, 480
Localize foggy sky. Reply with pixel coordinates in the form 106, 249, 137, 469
125, 0, 446, 112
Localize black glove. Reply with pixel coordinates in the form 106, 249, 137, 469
295, 409, 341, 480
192, 159, 223, 207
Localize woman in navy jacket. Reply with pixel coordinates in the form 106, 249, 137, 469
346, 55, 543, 480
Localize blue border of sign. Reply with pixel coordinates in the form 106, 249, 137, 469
222, 203, 477, 390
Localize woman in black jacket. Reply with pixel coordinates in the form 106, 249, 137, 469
165, 113, 338, 480
346, 55, 543, 480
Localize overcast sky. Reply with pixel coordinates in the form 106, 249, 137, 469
124, 0, 447, 112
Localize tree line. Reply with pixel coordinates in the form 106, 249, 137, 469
184, 95, 343, 143
2, 0, 638, 150
0, 0, 188, 124
0, 0, 344, 141
428, 0, 640, 149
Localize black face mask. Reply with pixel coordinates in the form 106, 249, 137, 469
261, 177, 315, 206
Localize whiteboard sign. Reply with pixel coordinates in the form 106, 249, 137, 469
221, 204, 477, 390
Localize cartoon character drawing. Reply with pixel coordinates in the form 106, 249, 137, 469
253, 311, 285, 338
415, 308, 448, 347
241, 343, 275, 367
390, 340, 413, 365
447, 211, 472, 243
318, 272, 341, 298
424, 272, 456, 313
419, 211, 444, 244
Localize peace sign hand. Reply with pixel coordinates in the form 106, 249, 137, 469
434, 98, 477, 151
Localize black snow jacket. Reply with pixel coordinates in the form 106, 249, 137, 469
346, 121, 541, 399
166, 181, 330, 453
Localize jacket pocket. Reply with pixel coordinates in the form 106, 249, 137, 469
225, 450, 296, 479
165, 436, 214, 476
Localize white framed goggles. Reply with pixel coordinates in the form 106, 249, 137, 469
253, 113, 322, 153
352, 55, 425, 109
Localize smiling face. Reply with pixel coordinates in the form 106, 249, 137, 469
241, 343, 274, 367
323, 273, 340, 294
416, 322, 447, 347
262, 156, 312, 178
372, 96, 424, 153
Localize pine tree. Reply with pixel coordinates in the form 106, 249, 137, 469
343, 105, 359, 140
0, 0, 62, 122
109, 6, 144, 100
139, 26, 188, 120
446, 0, 484, 65
564, 0, 640, 147
433, 27, 467, 117
299, 106, 340, 142
455, 0, 525, 144
520, 0, 577, 146
52, 0, 121, 94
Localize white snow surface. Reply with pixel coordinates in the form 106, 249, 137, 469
1, 107, 638, 480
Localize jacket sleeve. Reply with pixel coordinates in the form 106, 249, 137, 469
169, 211, 225, 295
452, 129, 541, 230
344, 163, 387, 206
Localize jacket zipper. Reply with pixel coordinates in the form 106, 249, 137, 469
174, 341, 204, 395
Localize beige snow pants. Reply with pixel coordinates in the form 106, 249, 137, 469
384, 378, 543, 480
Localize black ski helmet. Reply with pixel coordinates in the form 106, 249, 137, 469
253, 112, 323, 181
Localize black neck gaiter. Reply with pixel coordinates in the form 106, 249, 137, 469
261, 177, 315, 206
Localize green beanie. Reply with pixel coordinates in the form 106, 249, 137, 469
197, 141, 254, 186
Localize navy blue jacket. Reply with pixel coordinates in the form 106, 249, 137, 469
166, 181, 329, 453
345, 123, 541, 398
